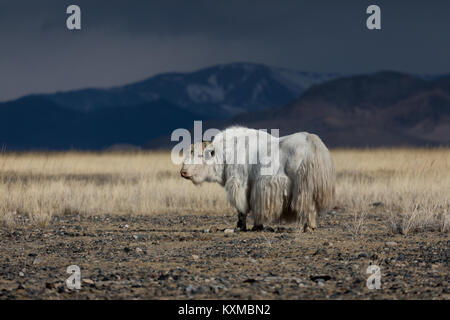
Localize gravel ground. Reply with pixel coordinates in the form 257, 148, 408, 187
0, 209, 448, 299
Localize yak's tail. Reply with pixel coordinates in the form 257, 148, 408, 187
291, 134, 335, 224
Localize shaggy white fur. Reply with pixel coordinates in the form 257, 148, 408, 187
181, 126, 336, 231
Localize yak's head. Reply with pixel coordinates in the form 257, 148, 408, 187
180, 141, 222, 185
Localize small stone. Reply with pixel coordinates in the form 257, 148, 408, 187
203, 229, 210, 233
192, 254, 199, 260
249, 258, 257, 263
243, 278, 257, 284
32, 257, 41, 265
185, 285, 196, 294
82, 279, 94, 285
313, 248, 327, 256
209, 226, 218, 233
372, 202, 383, 207
123, 224, 129, 228
135, 247, 143, 253
385, 241, 397, 247
316, 279, 325, 286
19, 272, 24, 277
310, 275, 331, 282
224, 228, 234, 234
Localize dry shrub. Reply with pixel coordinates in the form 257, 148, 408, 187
0, 210, 18, 229
345, 210, 368, 238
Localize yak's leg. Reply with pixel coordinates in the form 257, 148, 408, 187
251, 213, 264, 231
251, 211, 264, 231
303, 210, 317, 232
236, 212, 247, 231
251, 224, 264, 232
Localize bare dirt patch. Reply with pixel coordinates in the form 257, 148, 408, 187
0, 210, 448, 300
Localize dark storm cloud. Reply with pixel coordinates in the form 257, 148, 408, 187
0, 0, 449, 101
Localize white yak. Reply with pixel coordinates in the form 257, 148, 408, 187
180, 126, 335, 232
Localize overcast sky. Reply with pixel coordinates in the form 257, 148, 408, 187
0, 0, 449, 101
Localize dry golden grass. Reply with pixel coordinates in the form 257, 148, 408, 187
333, 148, 449, 234
0, 148, 449, 234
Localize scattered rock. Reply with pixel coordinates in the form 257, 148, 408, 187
386, 241, 398, 247
224, 228, 234, 234
209, 226, 218, 233
158, 274, 169, 281
185, 285, 196, 294
313, 248, 327, 256
1, 213, 446, 299
372, 202, 383, 207
82, 279, 94, 285
135, 247, 143, 253
310, 275, 331, 282
133, 234, 145, 241
243, 278, 257, 284
316, 279, 325, 286
397, 253, 406, 261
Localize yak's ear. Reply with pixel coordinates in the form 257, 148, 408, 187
202, 141, 211, 149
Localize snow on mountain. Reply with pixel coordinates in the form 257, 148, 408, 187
39, 62, 341, 118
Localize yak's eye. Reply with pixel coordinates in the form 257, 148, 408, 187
204, 149, 215, 160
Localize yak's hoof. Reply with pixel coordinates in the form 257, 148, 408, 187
236, 221, 247, 232
303, 225, 316, 232
251, 225, 264, 232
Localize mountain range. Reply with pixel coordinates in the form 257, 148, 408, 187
229, 71, 450, 147
0, 63, 338, 150
0, 63, 448, 150
40, 62, 338, 118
